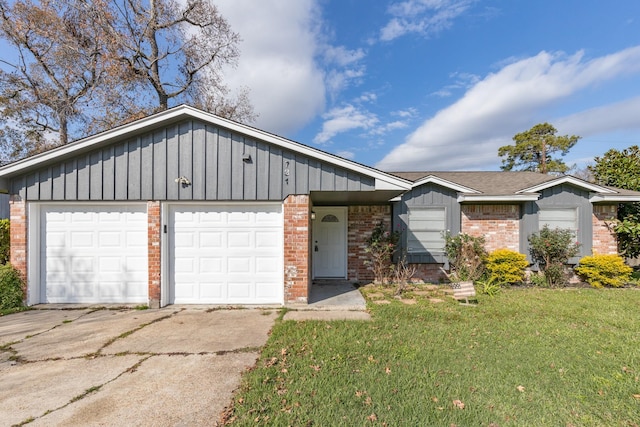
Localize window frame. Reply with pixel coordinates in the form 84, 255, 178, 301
406, 206, 447, 254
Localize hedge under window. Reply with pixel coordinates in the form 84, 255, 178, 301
407, 207, 446, 253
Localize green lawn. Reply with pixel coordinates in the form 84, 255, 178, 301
224, 287, 640, 426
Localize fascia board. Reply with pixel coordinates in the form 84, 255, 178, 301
412, 175, 480, 194
517, 176, 616, 194
590, 194, 640, 203
458, 194, 540, 203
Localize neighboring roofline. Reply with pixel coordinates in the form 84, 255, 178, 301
412, 175, 481, 194
0, 105, 412, 191
458, 194, 540, 202
517, 175, 617, 194
590, 194, 640, 203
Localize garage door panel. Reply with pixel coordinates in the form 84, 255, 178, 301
40, 204, 148, 304
170, 204, 283, 304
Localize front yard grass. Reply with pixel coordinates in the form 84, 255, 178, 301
224, 286, 640, 426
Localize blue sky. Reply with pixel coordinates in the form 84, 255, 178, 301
214, 0, 640, 172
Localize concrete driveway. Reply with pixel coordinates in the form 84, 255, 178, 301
0, 307, 277, 426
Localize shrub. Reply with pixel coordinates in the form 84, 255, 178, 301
0, 264, 24, 310
364, 221, 400, 284
529, 226, 580, 287
486, 249, 529, 285
575, 254, 633, 288
0, 219, 9, 265
443, 232, 487, 281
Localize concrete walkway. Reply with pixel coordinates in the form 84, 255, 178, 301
0, 307, 276, 427
284, 281, 371, 321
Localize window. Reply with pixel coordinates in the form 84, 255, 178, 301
407, 207, 446, 253
538, 208, 578, 233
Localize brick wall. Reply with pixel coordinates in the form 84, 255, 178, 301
592, 204, 618, 255
347, 205, 391, 283
147, 201, 161, 308
283, 195, 310, 303
461, 205, 520, 253
9, 196, 27, 300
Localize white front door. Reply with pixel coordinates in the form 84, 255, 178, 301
313, 207, 347, 278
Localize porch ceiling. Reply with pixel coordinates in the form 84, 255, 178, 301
310, 190, 402, 206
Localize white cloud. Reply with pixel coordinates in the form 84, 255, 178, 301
336, 150, 356, 160
313, 104, 379, 144
214, 0, 326, 135
380, 0, 477, 41
376, 46, 640, 171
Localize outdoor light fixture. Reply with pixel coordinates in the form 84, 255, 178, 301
242, 153, 252, 162
311, 211, 316, 220
174, 176, 191, 186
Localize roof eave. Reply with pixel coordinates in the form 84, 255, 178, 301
590, 194, 640, 203
0, 105, 412, 190
458, 194, 540, 203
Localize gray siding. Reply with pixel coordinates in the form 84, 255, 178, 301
521, 183, 592, 262
394, 183, 460, 263
11, 119, 375, 201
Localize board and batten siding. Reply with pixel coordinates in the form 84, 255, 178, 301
520, 183, 592, 261
393, 182, 461, 263
11, 120, 375, 201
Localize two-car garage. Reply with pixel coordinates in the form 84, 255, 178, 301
33, 203, 284, 306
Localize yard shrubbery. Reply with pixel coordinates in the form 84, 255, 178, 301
0, 264, 24, 310
528, 225, 580, 287
485, 248, 529, 285
443, 232, 487, 281
575, 254, 633, 288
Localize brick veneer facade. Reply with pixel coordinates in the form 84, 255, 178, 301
346, 205, 391, 282
592, 204, 618, 254
461, 204, 520, 252
284, 195, 311, 303
147, 201, 161, 308
9, 196, 27, 300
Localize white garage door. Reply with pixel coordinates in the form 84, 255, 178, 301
169, 204, 283, 304
40, 205, 148, 304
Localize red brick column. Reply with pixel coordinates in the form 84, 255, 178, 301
462, 205, 520, 253
347, 205, 391, 283
147, 201, 161, 308
283, 195, 310, 303
9, 196, 27, 300
592, 205, 618, 255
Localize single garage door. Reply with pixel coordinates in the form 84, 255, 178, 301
40, 204, 148, 304
169, 204, 283, 304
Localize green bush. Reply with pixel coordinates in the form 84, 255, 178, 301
486, 249, 529, 285
575, 254, 633, 288
443, 232, 487, 281
0, 264, 24, 310
529, 226, 580, 287
0, 219, 9, 264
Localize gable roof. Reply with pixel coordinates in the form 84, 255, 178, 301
391, 171, 640, 202
0, 105, 411, 193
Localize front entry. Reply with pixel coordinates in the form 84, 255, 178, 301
312, 207, 347, 278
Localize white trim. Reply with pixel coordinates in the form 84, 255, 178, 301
0, 105, 411, 192
458, 194, 540, 202
517, 176, 616, 194
27, 203, 40, 306
590, 194, 640, 203
411, 175, 481, 193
